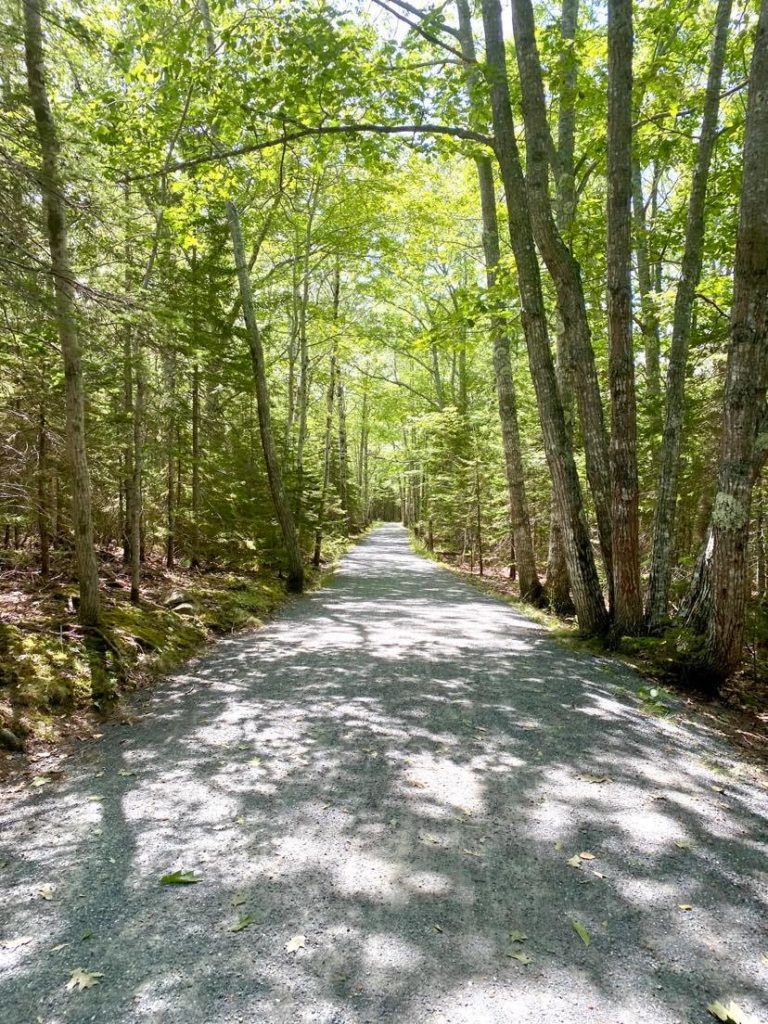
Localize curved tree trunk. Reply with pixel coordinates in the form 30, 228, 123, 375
23, 0, 100, 628
198, 0, 304, 592
509, 0, 614, 608
456, 0, 543, 605
481, 0, 608, 636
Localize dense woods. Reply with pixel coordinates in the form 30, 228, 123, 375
2, 0, 768, 740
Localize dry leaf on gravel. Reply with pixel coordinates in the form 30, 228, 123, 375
66, 968, 102, 991
285, 934, 306, 953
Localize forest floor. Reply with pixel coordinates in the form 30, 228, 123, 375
443, 559, 768, 773
1, 524, 766, 1024
0, 539, 349, 767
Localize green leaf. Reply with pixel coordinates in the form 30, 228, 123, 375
571, 919, 591, 946
229, 913, 255, 932
160, 870, 201, 885
508, 930, 527, 943
507, 950, 532, 964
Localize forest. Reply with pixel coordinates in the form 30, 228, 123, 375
1, 0, 767, 749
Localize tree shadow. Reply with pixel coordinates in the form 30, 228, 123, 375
1, 526, 767, 1023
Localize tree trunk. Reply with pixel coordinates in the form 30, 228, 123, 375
129, 335, 144, 603
23, 0, 100, 627
509, 0, 614, 605
705, 0, 768, 679
547, 0, 579, 616
646, 0, 733, 629
631, 163, 662, 434
456, 0, 543, 605
607, 0, 643, 634
37, 400, 50, 577
337, 363, 351, 531
191, 362, 201, 568
481, 0, 608, 635
198, 0, 304, 592
313, 270, 339, 567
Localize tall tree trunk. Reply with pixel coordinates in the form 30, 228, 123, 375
129, 336, 144, 603
456, 0, 543, 605
646, 0, 733, 629
313, 270, 340, 566
23, 0, 100, 627
337, 365, 351, 529
481, 0, 608, 635
607, 0, 643, 634
198, 0, 304, 591
631, 163, 662, 434
705, 0, 768, 680
37, 400, 50, 577
547, 0, 579, 615
509, 0, 614, 605
191, 362, 201, 568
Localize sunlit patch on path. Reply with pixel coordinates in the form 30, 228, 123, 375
1, 525, 766, 1024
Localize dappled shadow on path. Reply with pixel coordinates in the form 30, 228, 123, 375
1, 526, 767, 1024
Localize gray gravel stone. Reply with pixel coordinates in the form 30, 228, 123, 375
1, 524, 766, 1023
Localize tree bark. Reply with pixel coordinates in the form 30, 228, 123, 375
23, 0, 100, 627
456, 0, 543, 605
606, 0, 643, 634
481, 0, 608, 635
509, 0, 614, 605
313, 270, 339, 566
706, 0, 768, 679
191, 362, 201, 568
198, 0, 304, 591
631, 163, 662, 433
646, 0, 733, 629
547, 0, 579, 616
37, 400, 50, 577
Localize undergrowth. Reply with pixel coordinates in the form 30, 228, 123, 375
0, 532, 355, 751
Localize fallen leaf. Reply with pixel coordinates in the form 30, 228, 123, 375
578, 851, 596, 861
433, 924, 443, 933
117, 769, 136, 778
285, 934, 306, 953
87, 795, 103, 802
507, 950, 532, 964
707, 1000, 756, 1023
50, 943, 71, 953
80, 931, 92, 941
678, 904, 693, 911
711, 785, 726, 794
509, 930, 527, 943
2, 936, 33, 949
571, 920, 591, 946
247, 757, 262, 767
591, 870, 605, 879
674, 840, 692, 850
66, 968, 102, 991
38, 884, 55, 901
31, 776, 50, 788
160, 871, 201, 885
462, 848, 483, 858
231, 894, 248, 907
760, 952, 768, 967
229, 914, 255, 933
567, 855, 582, 868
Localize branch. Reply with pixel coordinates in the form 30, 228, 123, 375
124, 122, 495, 181
370, 0, 468, 61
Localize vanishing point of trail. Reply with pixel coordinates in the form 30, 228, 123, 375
1, 525, 766, 1023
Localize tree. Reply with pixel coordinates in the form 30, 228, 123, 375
22, 0, 100, 627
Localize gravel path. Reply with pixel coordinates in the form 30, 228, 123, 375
1, 524, 767, 1024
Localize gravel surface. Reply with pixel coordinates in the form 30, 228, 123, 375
1, 523, 767, 1024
